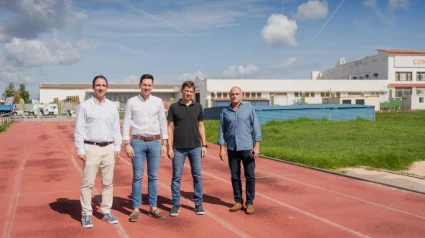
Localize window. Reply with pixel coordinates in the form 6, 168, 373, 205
395, 72, 412, 81
420, 97, 424, 103
223, 92, 228, 98
417, 72, 425, 81
342, 100, 351, 104
355, 99, 365, 105
336, 92, 340, 97
310, 92, 315, 97
257, 92, 262, 98
395, 88, 412, 97
295, 92, 299, 97
210, 93, 214, 98
320, 92, 330, 97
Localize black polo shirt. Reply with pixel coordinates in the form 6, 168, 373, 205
167, 99, 203, 149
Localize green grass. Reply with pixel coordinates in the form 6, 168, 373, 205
0, 122, 12, 133
204, 111, 425, 171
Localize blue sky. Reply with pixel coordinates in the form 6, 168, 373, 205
0, 0, 423, 97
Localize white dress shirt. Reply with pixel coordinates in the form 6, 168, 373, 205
122, 94, 168, 141
74, 96, 122, 155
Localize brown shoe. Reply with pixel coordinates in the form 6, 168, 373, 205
246, 205, 255, 215
229, 203, 243, 212
129, 211, 141, 222
149, 209, 166, 220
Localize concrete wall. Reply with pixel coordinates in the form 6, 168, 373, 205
404, 95, 425, 110
323, 96, 380, 111
203, 79, 390, 107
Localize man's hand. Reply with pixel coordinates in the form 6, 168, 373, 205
168, 147, 174, 160
78, 154, 87, 161
219, 147, 227, 161
114, 151, 121, 161
252, 147, 260, 159
161, 145, 167, 158
201, 147, 207, 159
126, 144, 135, 159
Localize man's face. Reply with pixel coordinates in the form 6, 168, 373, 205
229, 88, 242, 104
92, 78, 108, 99
181, 86, 194, 101
140, 78, 153, 98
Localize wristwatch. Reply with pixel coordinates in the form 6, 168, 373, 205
202, 144, 208, 148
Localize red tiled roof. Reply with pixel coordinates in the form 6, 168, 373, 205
379, 49, 425, 55
388, 83, 425, 87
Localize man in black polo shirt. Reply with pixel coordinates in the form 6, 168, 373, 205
167, 80, 207, 217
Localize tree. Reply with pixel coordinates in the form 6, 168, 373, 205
2, 82, 15, 98
18, 84, 30, 103
13, 91, 21, 104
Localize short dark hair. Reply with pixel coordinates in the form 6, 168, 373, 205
140, 74, 154, 84
92, 75, 108, 87
181, 80, 195, 90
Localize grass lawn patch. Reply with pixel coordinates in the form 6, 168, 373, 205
204, 111, 425, 171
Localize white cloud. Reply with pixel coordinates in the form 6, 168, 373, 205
388, 0, 409, 9
363, 0, 377, 7
295, 0, 328, 21
179, 70, 208, 81
275, 58, 298, 69
223, 64, 260, 77
4, 38, 81, 67
0, 0, 87, 42
0, 57, 34, 84
261, 14, 297, 47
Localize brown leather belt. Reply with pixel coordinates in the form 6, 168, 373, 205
132, 134, 161, 141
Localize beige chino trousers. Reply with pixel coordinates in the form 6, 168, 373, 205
80, 143, 115, 216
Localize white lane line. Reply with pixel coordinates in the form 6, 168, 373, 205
120, 158, 250, 238
207, 154, 425, 220
1, 147, 29, 238
189, 157, 369, 238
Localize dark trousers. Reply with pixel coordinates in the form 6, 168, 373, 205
227, 149, 255, 205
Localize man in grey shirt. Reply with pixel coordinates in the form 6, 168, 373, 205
218, 86, 262, 215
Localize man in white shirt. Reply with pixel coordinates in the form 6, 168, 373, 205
74, 75, 122, 228
122, 74, 168, 222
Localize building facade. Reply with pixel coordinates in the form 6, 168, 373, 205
39, 49, 425, 110
316, 49, 425, 99
39, 83, 181, 109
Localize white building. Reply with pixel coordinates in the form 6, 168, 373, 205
316, 49, 425, 99
39, 83, 181, 109
38, 49, 425, 109
194, 49, 425, 108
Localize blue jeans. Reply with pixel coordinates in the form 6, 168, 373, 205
227, 150, 256, 205
171, 147, 203, 206
131, 139, 161, 208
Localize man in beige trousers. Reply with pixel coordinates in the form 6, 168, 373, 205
74, 75, 122, 228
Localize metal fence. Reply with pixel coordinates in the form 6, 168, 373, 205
0, 112, 17, 129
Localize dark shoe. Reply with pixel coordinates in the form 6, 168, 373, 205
169, 205, 180, 217
128, 211, 141, 222
229, 203, 243, 212
246, 205, 255, 215
195, 204, 205, 215
149, 209, 166, 220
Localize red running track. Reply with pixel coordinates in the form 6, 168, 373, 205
1, 121, 425, 238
